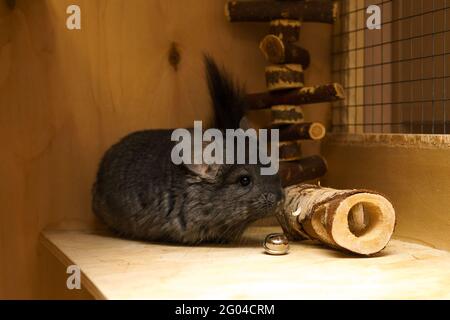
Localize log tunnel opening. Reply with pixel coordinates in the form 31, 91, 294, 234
347, 202, 382, 238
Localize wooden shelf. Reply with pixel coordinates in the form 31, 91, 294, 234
40, 227, 450, 300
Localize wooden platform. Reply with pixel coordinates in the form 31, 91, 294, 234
40, 227, 450, 300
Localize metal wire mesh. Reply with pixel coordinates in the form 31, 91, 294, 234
332, 0, 450, 134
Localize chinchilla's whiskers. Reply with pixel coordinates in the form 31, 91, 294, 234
230, 224, 252, 245
219, 220, 241, 242
219, 215, 253, 244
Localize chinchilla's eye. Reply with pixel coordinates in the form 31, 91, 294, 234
239, 175, 251, 187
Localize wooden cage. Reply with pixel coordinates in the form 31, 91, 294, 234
1, 0, 449, 300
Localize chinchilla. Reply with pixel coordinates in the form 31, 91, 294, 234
92, 55, 284, 244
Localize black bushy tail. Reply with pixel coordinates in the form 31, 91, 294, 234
204, 55, 247, 130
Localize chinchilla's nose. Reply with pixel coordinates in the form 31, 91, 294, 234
262, 193, 277, 207
262, 189, 284, 209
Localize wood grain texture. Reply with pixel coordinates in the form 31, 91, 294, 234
296, 22, 332, 157
278, 155, 328, 187
0, 0, 269, 299
40, 227, 450, 299
323, 134, 450, 251
37, 240, 94, 299
280, 185, 396, 255
246, 22, 332, 157
225, 0, 337, 23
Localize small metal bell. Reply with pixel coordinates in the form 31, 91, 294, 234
264, 233, 289, 255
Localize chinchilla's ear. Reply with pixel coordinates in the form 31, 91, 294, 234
239, 116, 251, 130
184, 163, 221, 179
182, 137, 222, 179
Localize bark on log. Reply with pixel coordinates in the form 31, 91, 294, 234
225, 0, 337, 24
278, 155, 327, 187
278, 140, 302, 161
265, 64, 304, 91
259, 34, 310, 67
269, 19, 301, 43
271, 105, 304, 125
277, 184, 396, 255
279, 122, 326, 140
246, 83, 345, 110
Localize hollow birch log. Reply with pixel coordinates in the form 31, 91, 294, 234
279, 122, 326, 140
259, 34, 310, 68
269, 19, 302, 43
277, 184, 396, 255
246, 83, 345, 110
271, 105, 304, 125
278, 155, 327, 187
225, 0, 337, 24
278, 140, 302, 161
265, 64, 304, 91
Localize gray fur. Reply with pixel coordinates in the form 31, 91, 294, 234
92, 57, 283, 244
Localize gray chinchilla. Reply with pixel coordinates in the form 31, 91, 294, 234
92, 56, 284, 244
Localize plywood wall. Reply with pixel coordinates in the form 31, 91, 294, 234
0, 0, 331, 298
0, 0, 269, 299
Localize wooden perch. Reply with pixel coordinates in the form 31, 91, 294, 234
260, 34, 310, 67
277, 184, 396, 255
278, 155, 327, 187
225, 0, 337, 24
279, 122, 326, 140
269, 19, 301, 43
265, 64, 304, 91
279, 140, 302, 161
246, 83, 345, 110
271, 105, 304, 125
